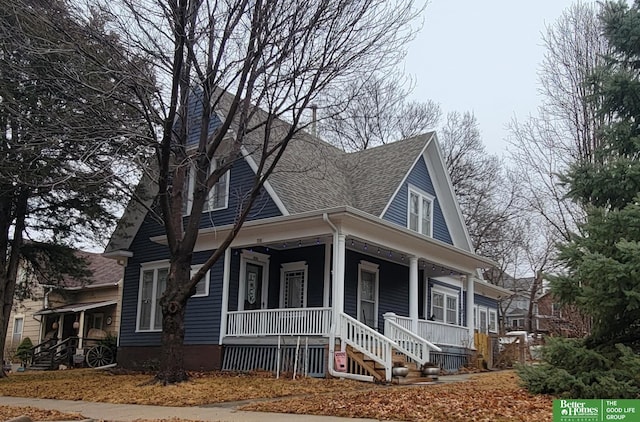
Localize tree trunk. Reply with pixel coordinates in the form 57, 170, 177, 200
155, 257, 191, 384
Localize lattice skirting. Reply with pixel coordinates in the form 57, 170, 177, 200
222, 344, 326, 378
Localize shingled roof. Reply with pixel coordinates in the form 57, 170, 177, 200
57, 251, 122, 289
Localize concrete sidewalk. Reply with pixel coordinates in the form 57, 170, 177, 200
0, 396, 384, 422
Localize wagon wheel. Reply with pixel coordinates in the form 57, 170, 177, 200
85, 345, 114, 368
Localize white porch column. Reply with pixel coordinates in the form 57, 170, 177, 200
77, 311, 86, 350
466, 275, 475, 347
409, 257, 419, 332
332, 234, 346, 335
323, 243, 331, 307
218, 248, 232, 345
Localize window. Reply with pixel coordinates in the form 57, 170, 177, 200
190, 266, 210, 297
280, 262, 308, 308
137, 263, 168, 332
358, 261, 379, 329
183, 158, 229, 215
91, 313, 104, 330
478, 308, 488, 333
408, 187, 433, 236
12, 317, 23, 346
489, 310, 497, 333
431, 288, 458, 324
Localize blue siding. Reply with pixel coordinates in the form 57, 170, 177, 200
229, 245, 326, 311
474, 294, 498, 309
196, 157, 282, 230
382, 156, 453, 244
344, 250, 409, 333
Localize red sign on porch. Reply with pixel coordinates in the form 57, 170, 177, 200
334, 351, 347, 372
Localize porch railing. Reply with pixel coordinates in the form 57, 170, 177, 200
383, 313, 441, 366
339, 312, 396, 381
394, 315, 470, 348
227, 307, 332, 337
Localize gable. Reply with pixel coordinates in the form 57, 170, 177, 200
381, 155, 453, 245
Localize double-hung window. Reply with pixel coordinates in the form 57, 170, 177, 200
12, 316, 23, 346
431, 288, 458, 325
408, 186, 433, 237
190, 265, 210, 297
280, 262, 308, 308
138, 263, 168, 332
183, 158, 229, 215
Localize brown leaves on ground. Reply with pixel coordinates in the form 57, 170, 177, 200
241, 371, 553, 422
0, 405, 84, 421
0, 370, 552, 421
0, 369, 371, 406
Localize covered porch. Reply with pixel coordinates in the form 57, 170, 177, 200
171, 207, 497, 379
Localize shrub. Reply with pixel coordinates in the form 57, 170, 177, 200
15, 337, 33, 366
518, 338, 640, 399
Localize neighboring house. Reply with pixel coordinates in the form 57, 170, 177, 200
105, 92, 511, 381
535, 291, 591, 338
4, 251, 123, 367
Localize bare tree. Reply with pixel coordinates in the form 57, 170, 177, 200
318, 73, 441, 150
508, 1, 610, 241
94, 0, 424, 383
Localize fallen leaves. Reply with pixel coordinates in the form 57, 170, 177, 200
0, 369, 373, 406
0, 370, 553, 421
241, 371, 553, 422
0, 405, 84, 421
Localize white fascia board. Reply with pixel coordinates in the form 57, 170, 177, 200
423, 134, 474, 252
148, 205, 495, 273
240, 146, 289, 216
379, 133, 434, 219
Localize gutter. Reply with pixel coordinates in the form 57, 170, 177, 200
322, 213, 374, 383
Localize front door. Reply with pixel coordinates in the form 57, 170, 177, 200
244, 263, 263, 310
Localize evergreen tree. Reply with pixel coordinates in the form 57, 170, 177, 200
553, 0, 640, 347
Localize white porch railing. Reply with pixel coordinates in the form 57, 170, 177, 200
227, 307, 332, 337
339, 312, 397, 381
394, 315, 470, 348
383, 313, 441, 365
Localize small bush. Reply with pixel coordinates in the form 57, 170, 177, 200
15, 337, 33, 365
518, 338, 640, 399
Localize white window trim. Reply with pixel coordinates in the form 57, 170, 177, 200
488, 309, 498, 333
357, 260, 379, 329
183, 161, 230, 215
190, 265, 211, 298
12, 315, 24, 346
407, 185, 434, 237
279, 261, 308, 308
237, 250, 270, 311
430, 285, 459, 325
478, 307, 488, 334
136, 260, 169, 333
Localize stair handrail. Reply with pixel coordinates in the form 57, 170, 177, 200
30, 337, 78, 369
339, 312, 397, 381
384, 317, 442, 366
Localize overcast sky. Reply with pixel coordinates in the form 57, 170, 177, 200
404, 0, 590, 156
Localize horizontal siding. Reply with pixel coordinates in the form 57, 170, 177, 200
382, 156, 453, 245
474, 293, 498, 309
195, 157, 282, 230
344, 249, 409, 333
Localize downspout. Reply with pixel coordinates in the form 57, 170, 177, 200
323, 213, 374, 382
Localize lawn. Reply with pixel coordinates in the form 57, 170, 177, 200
0, 369, 553, 421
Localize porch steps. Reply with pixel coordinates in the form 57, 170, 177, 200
344, 347, 439, 384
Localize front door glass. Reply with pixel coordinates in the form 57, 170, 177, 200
245, 263, 263, 310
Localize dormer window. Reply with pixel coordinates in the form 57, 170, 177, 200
183, 158, 229, 215
408, 186, 433, 236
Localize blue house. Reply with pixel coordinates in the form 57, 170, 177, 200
105, 96, 509, 382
